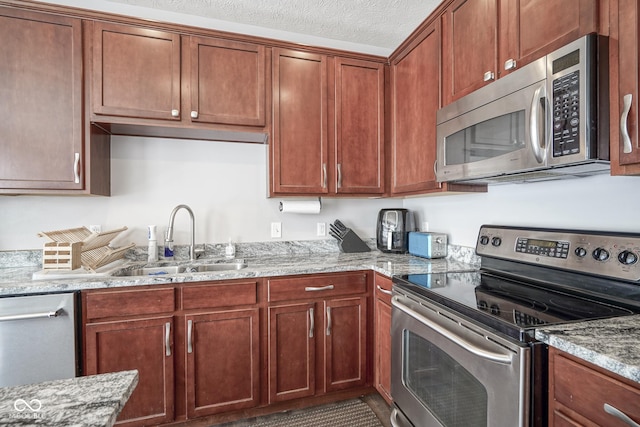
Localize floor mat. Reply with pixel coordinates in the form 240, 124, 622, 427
217, 398, 384, 427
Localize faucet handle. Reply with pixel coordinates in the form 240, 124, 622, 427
194, 245, 205, 259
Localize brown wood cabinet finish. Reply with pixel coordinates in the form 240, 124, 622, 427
268, 302, 317, 403
271, 48, 329, 195
610, 0, 640, 174
441, 0, 498, 105
334, 58, 385, 194
549, 347, 640, 426
267, 272, 368, 302
0, 7, 88, 192
188, 36, 266, 127
390, 20, 444, 195
92, 22, 182, 121
184, 308, 260, 418
373, 274, 392, 404
84, 316, 175, 426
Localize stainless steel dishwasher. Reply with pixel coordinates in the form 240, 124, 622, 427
0, 292, 78, 387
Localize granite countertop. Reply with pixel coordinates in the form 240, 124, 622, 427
0, 370, 138, 426
0, 246, 478, 296
536, 315, 640, 384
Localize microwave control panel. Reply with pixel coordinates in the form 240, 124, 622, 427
552, 71, 581, 157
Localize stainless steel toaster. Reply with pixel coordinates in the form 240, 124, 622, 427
408, 232, 448, 259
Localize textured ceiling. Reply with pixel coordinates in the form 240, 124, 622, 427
104, 0, 441, 54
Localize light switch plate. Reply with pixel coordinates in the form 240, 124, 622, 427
317, 222, 326, 236
271, 222, 282, 238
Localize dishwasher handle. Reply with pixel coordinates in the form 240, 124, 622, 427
0, 309, 63, 322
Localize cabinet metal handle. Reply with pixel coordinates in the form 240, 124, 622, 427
504, 58, 517, 71
190, 111, 198, 119
604, 403, 640, 427
621, 94, 633, 154
377, 285, 393, 296
0, 309, 62, 322
165, 322, 171, 357
73, 152, 80, 184
187, 319, 193, 353
326, 307, 332, 336
322, 163, 327, 188
337, 163, 342, 189
305, 285, 334, 292
171, 109, 179, 118
483, 71, 495, 82
309, 308, 314, 338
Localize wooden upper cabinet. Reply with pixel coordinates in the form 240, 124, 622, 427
499, 0, 598, 78
271, 48, 328, 195
0, 8, 84, 192
92, 22, 181, 121
391, 21, 444, 194
441, 0, 498, 105
188, 36, 266, 126
334, 58, 385, 195
611, 0, 640, 174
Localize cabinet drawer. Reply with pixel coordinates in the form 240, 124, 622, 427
552, 350, 640, 426
84, 287, 175, 320
181, 281, 258, 310
268, 272, 368, 302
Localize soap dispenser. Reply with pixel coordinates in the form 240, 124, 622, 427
148, 225, 158, 262
225, 238, 236, 259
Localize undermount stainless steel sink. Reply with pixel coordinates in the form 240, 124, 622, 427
115, 262, 247, 276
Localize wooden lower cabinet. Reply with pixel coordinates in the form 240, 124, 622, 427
84, 316, 175, 426
373, 274, 393, 404
549, 347, 640, 426
184, 308, 260, 418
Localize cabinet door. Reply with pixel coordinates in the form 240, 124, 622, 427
268, 302, 316, 402
0, 8, 83, 191
189, 36, 266, 126
324, 297, 367, 392
184, 308, 260, 418
92, 22, 181, 121
374, 275, 393, 404
442, 0, 498, 105
85, 316, 175, 426
499, 0, 598, 77
612, 0, 640, 173
271, 49, 328, 195
334, 58, 384, 194
391, 21, 443, 194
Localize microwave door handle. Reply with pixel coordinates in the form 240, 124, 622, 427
530, 84, 546, 164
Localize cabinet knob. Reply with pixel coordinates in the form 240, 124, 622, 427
171, 109, 179, 118
504, 59, 517, 71
483, 71, 495, 82
190, 111, 199, 119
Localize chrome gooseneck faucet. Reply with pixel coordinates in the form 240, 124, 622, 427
165, 204, 196, 261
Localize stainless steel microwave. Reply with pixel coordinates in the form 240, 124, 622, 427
436, 34, 610, 184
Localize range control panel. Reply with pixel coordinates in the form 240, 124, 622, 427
476, 225, 640, 282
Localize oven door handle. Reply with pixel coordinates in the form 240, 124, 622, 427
392, 297, 513, 365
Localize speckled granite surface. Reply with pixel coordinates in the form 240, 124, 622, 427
0, 241, 479, 296
0, 370, 138, 426
536, 315, 640, 384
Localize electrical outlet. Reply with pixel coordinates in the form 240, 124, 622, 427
421, 222, 429, 232
89, 225, 102, 234
271, 222, 282, 238
317, 222, 326, 236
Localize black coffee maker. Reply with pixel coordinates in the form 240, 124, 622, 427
376, 209, 415, 253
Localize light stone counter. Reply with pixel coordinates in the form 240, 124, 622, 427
0, 242, 478, 296
0, 370, 138, 426
536, 315, 640, 384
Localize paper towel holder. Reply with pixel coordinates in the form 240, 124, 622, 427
279, 197, 322, 214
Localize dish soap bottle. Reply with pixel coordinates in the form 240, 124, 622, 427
225, 238, 236, 259
148, 225, 158, 262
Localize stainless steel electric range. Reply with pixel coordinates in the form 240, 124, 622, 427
390, 225, 640, 427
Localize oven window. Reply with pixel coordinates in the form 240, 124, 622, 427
404, 330, 488, 426
445, 110, 525, 165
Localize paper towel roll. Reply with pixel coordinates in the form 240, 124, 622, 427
279, 199, 322, 214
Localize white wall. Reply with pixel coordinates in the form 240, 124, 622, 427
0, 136, 397, 250
403, 174, 640, 248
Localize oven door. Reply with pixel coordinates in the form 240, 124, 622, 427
390, 294, 530, 427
